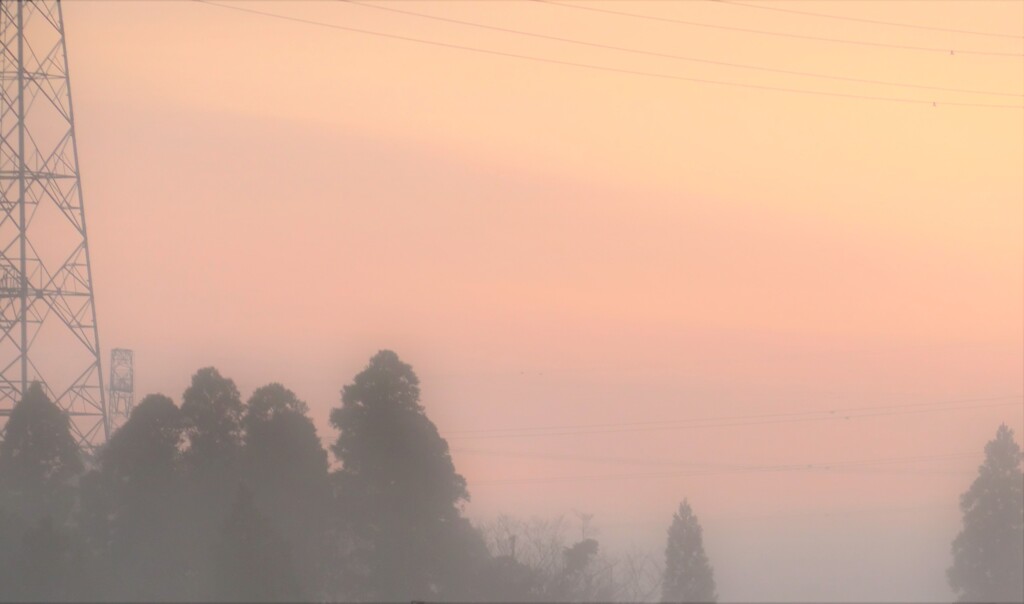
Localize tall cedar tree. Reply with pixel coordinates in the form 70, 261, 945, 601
100, 394, 183, 489
215, 484, 301, 602
0, 383, 88, 600
330, 350, 488, 601
88, 394, 190, 600
242, 383, 332, 598
0, 382, 82, 523
662, 500, 717, 603
181, 367, 245, 465
178, 367, 247, 599
948, 424, 1024, 603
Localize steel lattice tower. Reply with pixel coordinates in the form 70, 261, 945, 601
107, 348, 132, 434
0, 0, 110, 447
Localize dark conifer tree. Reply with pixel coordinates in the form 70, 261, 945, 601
101, 394, 183, 488
216, 484, 301, 602
0, 383, 88, 600
662, 500, 717, 603
948, 424, 1024, 603
181, 367, 245, 465
0, 382, 82, 524
330, 350, 488, 601
85, 394, 190, 600
179, 367, 248, 599
242, 383, 332, 598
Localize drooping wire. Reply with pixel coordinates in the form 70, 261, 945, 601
470, 452, 980, 487
451, 401, 1021, 440
454, 447, 976, 473
710, 0, 1024, 40
196, 1, 1024, 109
536, 0, 1024, 58
444, 396, 1023, 439
342, 1, 1022, 98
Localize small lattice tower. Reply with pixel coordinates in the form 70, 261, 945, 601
107, 348, 132, 434
0, 0, 109, 447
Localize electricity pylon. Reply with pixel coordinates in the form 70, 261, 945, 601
0, 0, 110, 447
107, 348, 133, 434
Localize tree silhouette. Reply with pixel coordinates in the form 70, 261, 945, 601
85, 394, 190, 600
101, 394, 183, 487
243, 384, 328, 489
6, 515, 100, 601
948, 424, 1024, 603
242, 383, 332, 598
662, 500, 717, 603
483, 553, 544, 602
179, 367, 248, 599
553, 537, 617, 601
481, 514, 643, 601
330, 350, 488, 600
216, 484, 301, 602
181, 367, 245, 465
0, 382, 82, 523
0, 384, 92, 600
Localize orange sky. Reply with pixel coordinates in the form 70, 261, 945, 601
62, 1, 1022, 600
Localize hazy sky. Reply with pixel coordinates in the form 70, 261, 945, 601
63, 1, 1022, 600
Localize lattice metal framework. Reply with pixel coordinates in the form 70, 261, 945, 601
0, 0, 108, 447
107, 348, 132, 434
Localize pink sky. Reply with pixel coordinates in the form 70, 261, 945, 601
62, 1, 1022, 599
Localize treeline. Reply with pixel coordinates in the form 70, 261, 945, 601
0, 349, 1020, 602
0, 350, 715, 602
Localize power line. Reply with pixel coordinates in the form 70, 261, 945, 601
603, 502, 964, 526
453, 401, 1021, 439
445, 396, 1022, 439
196, 1, 1024, 109
537, 0, 1024, 58
343, 0, 1022, 98
471, 452, 978, 487
446, 395, 1022, 436
711, 0, 1024, 40
455, 447, 976, 473
595, 502, 962, 525
446, 395, 1021, 434
712, 502, 960, 522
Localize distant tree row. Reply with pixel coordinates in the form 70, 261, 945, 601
0, 350, 717, 602
0, 348, 1020, 602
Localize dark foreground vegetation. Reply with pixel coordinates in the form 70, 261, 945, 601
0, 350, 1020, 602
